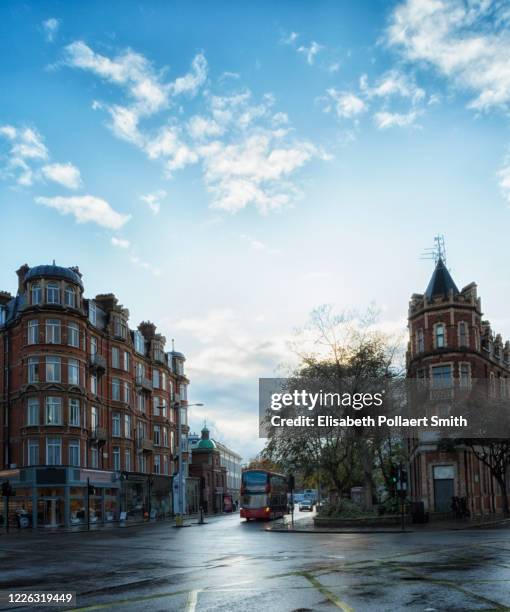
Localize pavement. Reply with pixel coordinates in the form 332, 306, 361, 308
268, 512, 510, 534
1, 509, 510, 611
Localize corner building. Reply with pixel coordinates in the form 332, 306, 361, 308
407, 259, 510, 516
0, 263, 190, 527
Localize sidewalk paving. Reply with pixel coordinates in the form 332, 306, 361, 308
0, 511, 237, 537
267, 513, 510, 534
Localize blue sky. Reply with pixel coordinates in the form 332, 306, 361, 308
2, 0, 510, 459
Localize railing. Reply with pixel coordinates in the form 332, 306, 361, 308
89, 353, 107, 372
135, 374, 153, 391
90, 426, 107, 443
136, 437, 154, 453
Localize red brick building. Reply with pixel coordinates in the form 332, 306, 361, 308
189, 426, 227, 514
407, 258, 510, 515
0, 263, 190, 527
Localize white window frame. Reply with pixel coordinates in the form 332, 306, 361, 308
112, 346, 120, 369
45, 396, 62, 425
434, 323, 446, 349
69, 439, 80, 467
112, 378, 121, 401
112, 412, 121, 437
28, 320, 38, 345
46, 437, 62, 465
46, 283, 60, 305
68, 322, 79, 348
125, 414, 132, 438
68, 358, 79, 385
27, 398, 39, 426
28, 357, 39, 383
27, 439, 39, 466
89, 302, 97, 326
46, 356, 61, 383
46, 319, 61, 344
31, 284, 41, 305
113, 446, 121, 471
65, 286, 76, 308
69, 398, 80, 426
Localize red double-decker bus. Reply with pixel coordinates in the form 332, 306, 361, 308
240, 469, 288, 520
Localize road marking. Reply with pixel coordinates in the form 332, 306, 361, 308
392, 564, 509, 611
185, 589, 200, 612
301, 571, 354, 612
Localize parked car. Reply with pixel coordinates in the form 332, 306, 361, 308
299, 500, 314, 512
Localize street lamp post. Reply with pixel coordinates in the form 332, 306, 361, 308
174, 401, 203, 527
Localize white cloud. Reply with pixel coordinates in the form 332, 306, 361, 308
199, 133, 317, 213
297, 41, 323, 65
42, 18, 60, 43
144, 126, 198, 173
187, 115, 224, 140
282, 31, 299, 45
65, 41, 170, 115
0, 125, 49, 186
498, 158, 510, 205
360, 69, 425, 104
373, 110, 421, 129
387, 0, 510, 112
42, 162, 82, 189
140, 189, 167, 214
325, 89, 367, 119
35, 195, 131, 229
111, 236, 130, 248
170, 53, 208, 96
64, 44, 321, 214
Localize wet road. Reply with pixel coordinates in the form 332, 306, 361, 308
2, 511, 510, 611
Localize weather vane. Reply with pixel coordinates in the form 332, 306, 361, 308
420, 234, 447, 265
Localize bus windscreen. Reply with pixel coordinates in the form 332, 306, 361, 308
242, 471, 268, 488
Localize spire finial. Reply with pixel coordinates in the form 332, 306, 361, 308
172, 338, 175, 351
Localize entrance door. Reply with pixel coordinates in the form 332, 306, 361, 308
433, 465, 455, 512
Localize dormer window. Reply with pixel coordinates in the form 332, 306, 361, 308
134, 331, 145, 355
46, 282, 60, 304
31, 284, 42, 305
65, 285, 76, 308
435, 323, 446, 349
89, 302, 97, 326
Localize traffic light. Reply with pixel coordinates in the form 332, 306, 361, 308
389, 465, 398, 485
88, 484, 95, 496
288, 474, 295, 491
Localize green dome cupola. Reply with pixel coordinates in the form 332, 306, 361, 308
197, 425, 216, 450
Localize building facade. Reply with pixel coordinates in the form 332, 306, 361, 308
189, 433, 242, 504
0, 263, 191, 528
189, 427, 227, 514
407, 258, 510, 515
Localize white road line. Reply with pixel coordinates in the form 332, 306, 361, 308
185, 589, 200, 612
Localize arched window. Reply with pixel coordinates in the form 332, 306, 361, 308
46, 282, 60, 304
31, 284, 42, 305
64, 285, 76, 308
435, 323, 446, 348
458, 321, 468, 347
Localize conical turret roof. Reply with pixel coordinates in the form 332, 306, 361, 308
425, 258, 459, 300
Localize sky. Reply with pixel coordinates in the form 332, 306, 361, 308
2, 0, 510, 460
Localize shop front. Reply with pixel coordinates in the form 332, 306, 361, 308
120, 472, 172, 521
0, 467, 121, 529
